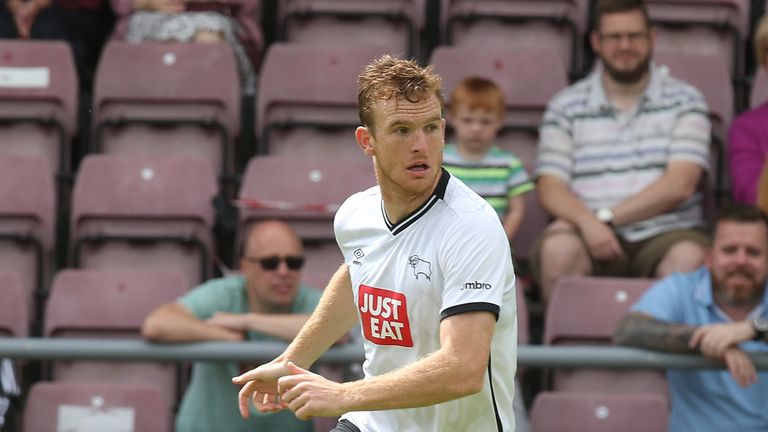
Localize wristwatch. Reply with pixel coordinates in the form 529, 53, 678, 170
751, 317, 768, 341
596, 207, 615, 227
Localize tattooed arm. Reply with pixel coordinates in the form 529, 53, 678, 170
613, 312, 698, 353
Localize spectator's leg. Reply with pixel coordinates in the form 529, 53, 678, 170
655, 240, 707, 277
537, 220, 591, 304
193, 29, 224, 43
631, 230, 710, 278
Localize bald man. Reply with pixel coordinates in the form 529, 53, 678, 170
142, 220, 321, 432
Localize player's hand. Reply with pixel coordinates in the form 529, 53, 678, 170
278, 362, 348, 420
206, 312, 250, 332
689, 321, 755, 358
578, 217, 623, 261
722, 347, 758, 387
232, 360, 292, 418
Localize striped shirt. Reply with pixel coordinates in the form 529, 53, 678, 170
536, 64, 711, 242
443, 144, 534, 217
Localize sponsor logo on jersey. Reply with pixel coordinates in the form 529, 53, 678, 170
358, 285, 413, 347
408, 255, 432, 281
352, 249, 365, 266
463, 281, 492, 290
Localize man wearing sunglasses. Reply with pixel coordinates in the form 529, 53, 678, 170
142, 220, 321, 432
233, 56, 518, 431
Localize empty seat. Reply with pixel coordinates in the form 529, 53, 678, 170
277, 0, 426, 58
237, 156, 375, 287
530, 392, 669, 432
92, 41, 241, 179
646, 0, 750, 78
429, 45, 567, 261
0, 272, 27, 338
545, 276, 668, 398
0, 40, 77, 183
440, 0, 589, 75
44, 269, 189, 410
23, 382, 170, 432
0, 154, 55, 326
256, 43, 392, 158
752, 67, 768, 108
70, 155, 217, 285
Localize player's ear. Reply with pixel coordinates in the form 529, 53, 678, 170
356, 126, 375, 157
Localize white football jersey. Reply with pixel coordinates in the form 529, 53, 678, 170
335, 169, 517, 432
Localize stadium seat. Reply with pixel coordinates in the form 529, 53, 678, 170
237, 155, 375, 288
0, 40, 77, 185
751, 67, 768, 108
92, 41, 241, 180
429, 45, 567, 262
544, 276, 668, 398
0, 154, 55, 327
44, 269, 189, 410
530, 392, 669, 432
109, 0, 264, 70
439, 0, 589, 75
23, 382, 170, 432
256, 43, 391, 158
70, 155, 217, 285
646, 0, 750, 79
276, 0, 427, 59
0, 272, 27, 338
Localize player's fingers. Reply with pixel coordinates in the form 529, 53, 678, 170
237, 381, 257, 418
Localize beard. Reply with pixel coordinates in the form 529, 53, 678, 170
711, 270, 765, 308
601, 52, 651, 85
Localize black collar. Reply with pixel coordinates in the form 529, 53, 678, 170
382, 168, 450, 236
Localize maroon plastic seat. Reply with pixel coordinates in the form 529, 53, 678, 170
256, 43, 391, 159
544, 276, 668, 399
70, 155, 217, 285
646, 0, 749, 79
530, 392, 669, 432
92, 41, 240, 178
109, 0, 264, 70
0, 154, 55, 325
44, 269, 188, 410
238, 156, 375, 288
23, 382, 171, 432
277, 0, 426, 59
0, 272, 27, 338
440, 0, 589, 75
751, 67, 768, 108
0, 40, 77, 182
429, 45, 567, 262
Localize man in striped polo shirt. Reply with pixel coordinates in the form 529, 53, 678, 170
534, 0, 712, 303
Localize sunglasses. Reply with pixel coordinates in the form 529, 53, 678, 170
246, 255, 305, 271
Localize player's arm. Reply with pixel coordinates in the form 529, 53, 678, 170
611, 161, 703, 226
142, 303, 244, 342
502, 194, 525, 241
232, 264, 359, 417
277, 310, 497, 420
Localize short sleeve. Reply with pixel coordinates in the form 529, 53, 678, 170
178, 277, 245, 320
535, 100, 574, 182
438, 210, 515, 320
630, 274, 687, 322
668, 93, 711, 170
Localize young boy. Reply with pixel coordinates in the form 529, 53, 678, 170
443, 76, 534, 242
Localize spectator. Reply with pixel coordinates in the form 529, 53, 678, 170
0, 359, 20, 432
443, 76, 534, 243
124, 3, 255, 93
534, 0, 711, 303
0, 0, 114, 88
729, 14, 768, 207
142, 220, 320, 432
614, 203, 768, 432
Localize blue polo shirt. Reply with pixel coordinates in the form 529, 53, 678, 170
631, 267, 768, 432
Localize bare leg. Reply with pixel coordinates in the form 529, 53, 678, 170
654, 240, 707, 278
194, 30, 224, 43
538, 221, 592, 305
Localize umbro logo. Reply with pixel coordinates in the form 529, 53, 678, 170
463, 281, 492, 290
352, 248, 364, 266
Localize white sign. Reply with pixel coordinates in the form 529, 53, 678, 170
57, 405, 135, 432
0, 67, 50, 88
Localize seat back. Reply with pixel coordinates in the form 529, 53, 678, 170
71, 155, 217, 285
23, 382, 170, 432
440, 0, 589, 74
0, 154, 55, 324
256, 43, 391, 157
530, 392, 669, 432
0, 272, 27, 337
0, 40, 77, 177
93, 41, 240, 176
752, 67, 768, 108
277, 0, 426, 58
44, 269, 189, 409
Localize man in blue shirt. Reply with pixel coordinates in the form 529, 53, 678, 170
614, 204, 768, 432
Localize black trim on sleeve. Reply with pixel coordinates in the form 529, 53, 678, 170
440, 302, 500, 321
